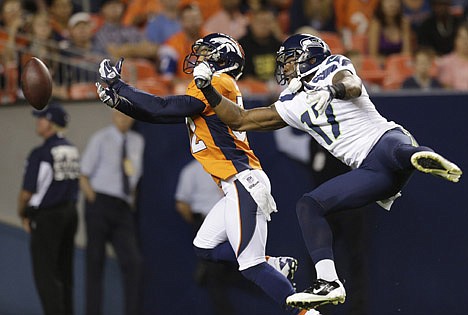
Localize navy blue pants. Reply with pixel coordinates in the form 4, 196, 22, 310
85, 193, 142, 315
297, 129, 433, 262
30, 202, 78, 315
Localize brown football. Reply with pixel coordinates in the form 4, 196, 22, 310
21, 57, 53, 110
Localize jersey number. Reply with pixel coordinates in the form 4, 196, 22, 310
187, 96, 246, 154
300, 105, 340, 145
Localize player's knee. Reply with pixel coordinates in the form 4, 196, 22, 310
296, 195, 325, 220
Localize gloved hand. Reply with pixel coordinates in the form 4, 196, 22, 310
287, 77, 302, 93
96, 82, 121, 108
236, 170, 278, 221
304, 83, 335, 115
193, 61, 213, 89
99, 57, 124, 86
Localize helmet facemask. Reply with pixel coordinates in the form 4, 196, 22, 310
183, 33, 245, 80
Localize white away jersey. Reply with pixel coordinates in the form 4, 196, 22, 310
275, 54, 400, 169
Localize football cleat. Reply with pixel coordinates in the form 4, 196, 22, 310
286, 279, 346, 309
268, 256, 298, 281
411, 151, 462, 183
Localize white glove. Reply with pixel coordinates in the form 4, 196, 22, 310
304, 84, 334, 115
236, 170, 278, 221
96, 82, 121, 108
193, 61, 213, 89
99, 57, 124, 86
287, 77, 302, 93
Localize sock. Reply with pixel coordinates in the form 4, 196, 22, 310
241, 262, 295, 307
315, 259, 338, 281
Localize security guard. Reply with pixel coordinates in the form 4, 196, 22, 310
17, 104, 80, 315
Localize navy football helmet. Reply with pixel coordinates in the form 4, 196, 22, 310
183, 33, 245, 80
275, 34, 331, 85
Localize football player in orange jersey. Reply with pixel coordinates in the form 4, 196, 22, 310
96, 33, 319, 315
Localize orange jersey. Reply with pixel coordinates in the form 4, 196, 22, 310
185, 73, 261, 182
334, 0, 379, 34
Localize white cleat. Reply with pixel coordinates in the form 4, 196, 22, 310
286, 279, 346, 309
411, 151, 462, 183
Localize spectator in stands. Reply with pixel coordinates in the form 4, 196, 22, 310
289, 0, 336, 34
26, 11, 68, 99
368, 0, 413, 64
47, 0, 75, 41
158, 4, 206, 86
238, 7, 282, 83
93, 0, 158, 61
402, 47, 442, 89
401, 48, 442, 90
417, 0, 463, 55
402, 0, 432, 31
28, 12, 55, 62
0, 0, 28, 102
122, 0, 160, 28
204, 0, 249, 39
0, 0, 29, 65
145, 0, 181, 45
334, 0, 379, 46
179, 0, 221, 21
60, 12, 102, 88
437, 22, 468, 90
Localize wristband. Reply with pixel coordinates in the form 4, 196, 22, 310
200, 84, 222, 108
329, 83, 346, 99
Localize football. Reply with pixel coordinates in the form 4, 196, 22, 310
21, 57, 53, 110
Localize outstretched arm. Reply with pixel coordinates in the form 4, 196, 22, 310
97, 58, 206, 124
193, 62, 287, 132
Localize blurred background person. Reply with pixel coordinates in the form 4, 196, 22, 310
204, 0, 249, 40
80, 110, 145, 315
0, 0, 29, 66
368, 0, 413, 64
47, 0, 75, 41
158, 3, 206, 89
402, 47, 442, 89
417, 0, 463, 55
238, 7, 282, 98
122, 0, 160, 28
144, 0, 181, 45
437, 22, 468, 90
334, 0, 379, 49
289, 0, 336, 34
17, 104, 80, 315
402, 0, 432, 31
179, 0, 221, 21
92, 0, 158, 61
57, 11, 102, 98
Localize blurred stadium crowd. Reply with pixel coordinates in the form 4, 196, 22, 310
1, 0, 468, 105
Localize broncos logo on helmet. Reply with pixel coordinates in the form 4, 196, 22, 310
275, 34, 331, 85
183, 33, 245, 80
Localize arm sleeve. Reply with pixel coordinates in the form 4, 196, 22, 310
113, 80, 206, 123
80, 134, 101, 177
22, 150, 41, 193
174, 164, 194, 203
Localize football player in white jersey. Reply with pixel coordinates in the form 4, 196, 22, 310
192, 33, 462, 310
